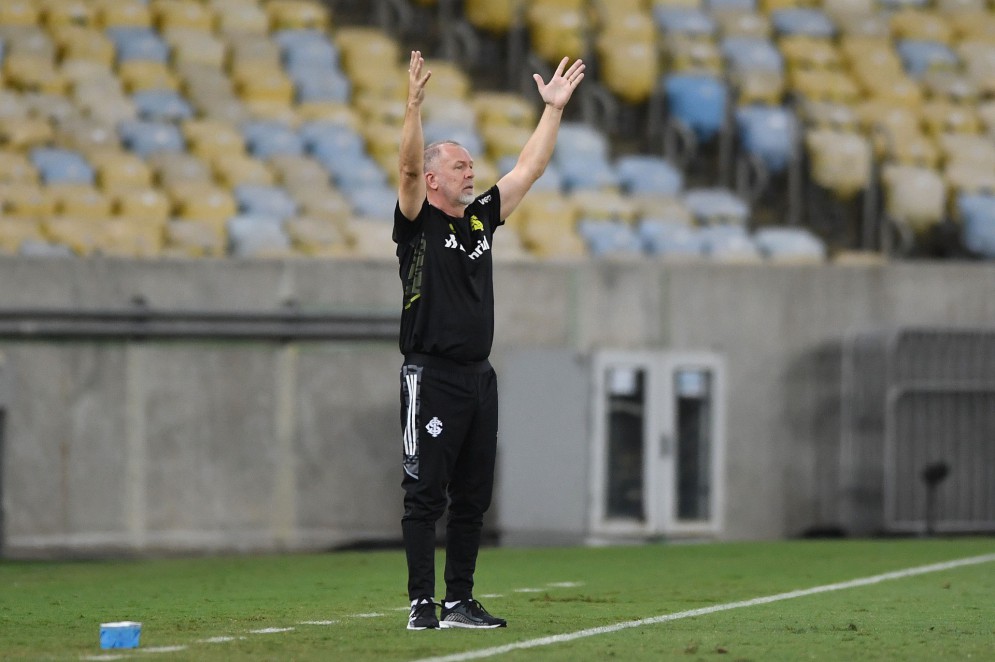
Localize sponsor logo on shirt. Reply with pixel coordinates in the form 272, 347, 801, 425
478, 195, 492, 205
444, 234, 491, 260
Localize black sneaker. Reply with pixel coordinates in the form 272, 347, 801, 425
439, 599, 507, 629
407, 598, 439, 630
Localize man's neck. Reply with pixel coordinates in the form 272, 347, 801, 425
427, 195, 467, 218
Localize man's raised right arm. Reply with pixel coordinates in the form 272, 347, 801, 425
398, 50, 431, 221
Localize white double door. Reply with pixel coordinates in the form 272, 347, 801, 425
588, 351, 726, 540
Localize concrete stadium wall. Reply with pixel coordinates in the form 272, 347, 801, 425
0, 256, 993, 557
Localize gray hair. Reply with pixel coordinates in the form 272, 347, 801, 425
423, 140, 465, 173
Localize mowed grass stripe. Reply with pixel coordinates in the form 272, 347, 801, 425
413, 553, 995, 662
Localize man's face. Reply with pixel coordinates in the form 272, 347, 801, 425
429, 143, 475, 206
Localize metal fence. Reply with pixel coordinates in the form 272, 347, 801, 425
841, 328, 995, 535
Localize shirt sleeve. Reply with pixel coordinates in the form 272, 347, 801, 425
392, 199, 424, 245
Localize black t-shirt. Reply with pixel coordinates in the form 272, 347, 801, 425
393, 186, 503, 363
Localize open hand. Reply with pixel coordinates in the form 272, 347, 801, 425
534, 57, 585, 110
407, 50, 431, 105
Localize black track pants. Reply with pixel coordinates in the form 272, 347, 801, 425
399, 357, 498, 602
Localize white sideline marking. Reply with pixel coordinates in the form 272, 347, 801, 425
298, 620, 338, 625
547, 582, 583, 588
200, 636, 240, 643
350, 612, 385, 618
411, 553, 995, 662
249, 627, 295, 634
140, 646, 187, 654
512, 588, 543, 593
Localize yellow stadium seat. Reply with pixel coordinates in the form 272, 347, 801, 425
890, 9, 952, 45
163, 218, 226, 257
481, 124, 532, 162
958, 40, 995, 97
519, 219, 587, 259
834, 12, 890, 38
866, 75, 923, 107
182, 118, 245, 161
422, 61, 472, 100
805, 128, 872, 199
152, 0, 215, 32
944, 161, 995, 196
113, 187, 172, 224
0, 183, 56, 217
335, 27, 400, 74
227, 35, 282, 69
733, 69, 785, 105
0, 217, 45, 253
149, 151, 213, 187
790, 69, 860, 104
94, 0, 152, 29
90, 151, 154, 190
291, 187, 353, 222
526, 5, 588, 67
168, 181, 237, 223
594, 5, 654, 38
713, 11, 771, 39
629, 193, 694, 225
41, 0, 96, 29
569, 189, 639, 222
96, 217, 165, 257
265, 0, 331, 31
296, 101, 360, 126
3, 53, 69, 94
464, 0, 526, 35
920, 99, 981, 136
938, 133, 995, 170
596, 35, 658, 104
976, 99, 995, 133
857, 100, 939, 166
52, 26, 116, 66
880, 164, 947, 235
269, 154, 329, 188
285, 216, 351, 256
663, 36, 723, 74
47, 184, 114, 221
472, 91, 537, 128
821, 0, 876, 20
0, 1, 40, 27
948, 11, 995, 42
0, 117, 55, 150
165, 28, 227, 67
798, 99, 859, 131
0, 150, 39, 184
232, 66, 294, 104
780, 36, 842, 72
509, 190, 578, 233
42, 216, 102, 255
210, 153, 275, 188
118, 60, 180, 93
652, 0, 702, 9
415, 96, 468, 127
214, 1, 268, 34
349, 65, 407, 103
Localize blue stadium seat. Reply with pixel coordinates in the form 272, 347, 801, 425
697, 224, 761, 260
241, 120, 305, 159
652, 7, 717, 38
722, 37, 784, 75
682, 188, 750, 225
577, 219, 644, 257
347, 183, 397, 221
423, 121, 485, 159
132, 90, 194, 121
227, 214, 291, 257
896, 40, 960, 78
288, 66, 351, 103
276, 29, 339, 69
615, 155, 683, 196
234, 184, 298, 220
30, 148, 94, 186
638, 219, 703, 257
753, 227, 826, 261
663, 74, 729, 143
706, 0, 756, 11
107, 27, 170, 63
498, 156, 564, 192
957, 193, 995, 258
300, 120, 367, 158
771, 9, 836, 38
735, 105, 797, 174
318, 152, 388, 189
118, 120, 186, 157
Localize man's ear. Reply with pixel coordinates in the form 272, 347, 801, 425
425, 172, 438, 190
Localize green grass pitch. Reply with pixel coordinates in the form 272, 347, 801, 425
1, 538, 992, 661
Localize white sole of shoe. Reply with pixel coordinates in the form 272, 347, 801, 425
439, 621, 504, 629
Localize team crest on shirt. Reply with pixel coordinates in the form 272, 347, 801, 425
470, 215, 483, 232
426, 416, 443, 437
